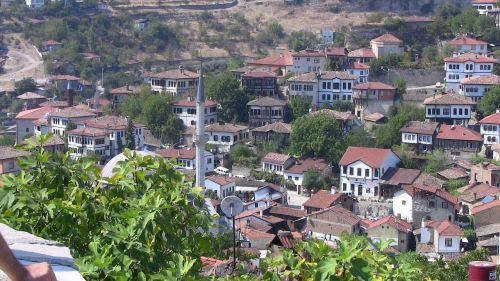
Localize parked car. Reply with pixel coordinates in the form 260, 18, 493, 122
214, 166, 231, 176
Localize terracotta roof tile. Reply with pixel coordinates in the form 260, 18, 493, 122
424, 92, 475, 105
308, 205, 361, 226
173, 99, 218, 107
285, 157, 329, 174
0, 146, 31, 160
339, 146, 396, 168
288, 71, 357, 82
444, 53, 497, 63
157, 148, 197, 159
79, 116, 145, 130
50, 75, 80, 81
479, 112, 500, 124
249, 52, 294, 67
310, 109, 356, 121
15, 107, 55, 120
406, 184, 459, 205
460, 75, 500, 85
43, 40, 62, 45
39, 101, 68, 108
110, 85, 141, 95
275, 230, 299, 248
435, 220, 463, 236
262, 152, 293, 165
241, 71, 277, 78
447, 36, 489, 46
206, 123, 248, 133
371, 33, 402, 43
381, 168, 421, 185
23, 134, 65, 147
353, 82, 395, 90
363, 112, 386, 122
367, 215, 412, 233
437, 167, 468, 180
347, 48, 376, 58
472, 199, 500, 214
243, 228, 276, 239
326, 47, 347, 57
346, 61, 370, 69
16, 92, 46, 100
67, 127, 106, 137
303, 190, 343, 209
142, 68, 198, 79
459, 183, 500, 202
400, 121, 439, 135
472, 0, 497, 3
267, 205, 305, 218
436, 124, 483, 142
206, 175, 237, 186
251, 122, 292, 134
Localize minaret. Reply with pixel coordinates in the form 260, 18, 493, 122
194, 64, 207, 187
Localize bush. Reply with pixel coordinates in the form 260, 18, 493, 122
231, 144, 258, 167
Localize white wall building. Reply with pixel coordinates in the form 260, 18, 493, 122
288, 71, 358, 107
67, 127, 110, 159
48, 107, 97, 137
345, 62, 370, 83
478, 111, 500, 147
110, 85, 141, 110
142, 66, 199, 96
283, 157, 330, 195
443, 53, 496, 92
459, 75, 500, 102
205, 175, 236, 198
205, 123, 249, 153
292, 49, 327, 74
157, 148, 214, 173
446, 36, 489, 56
423, 92, 474, 126
25, 0, 44, 8
419, 220, 462, 254
472, 0, 498, 15
261, 152, 295, 175
370, 34, 404, 58
400, 121, 439, 153
172, 97, 218, 127
339, 146, 400, 198
15, 107, 55, 144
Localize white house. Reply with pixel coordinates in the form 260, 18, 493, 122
77, 116, 145, 157
157, 147, 214, 173
400, 121, 439, 153
25, 0, 44, 8
347, 48, 376, 64
67, 127, 110, 159
423, 92, 474, 126
254, 184, 286, 204
345, 62, 370, 83
393, 185, 458, 226
284, 157, 330, 195
172, 97, 218, 127
15, 106, 55, 144
110, 85, 141, 110
472, 0, 498, 15
478, 111, 500, 147
292, 49, 327, 74
339, 146, 400, 198
205, 123, 250, 153
446, 36, 489, 56
48, 107, 97, 137
370, 33, 404, 58
443, 53, 496, 92
459, 75, 500, 102
418, 220, 463, 255
205, 175, 236, 199
288, 71, 358, 107
261, 152, 295, 175
142, 66, 199, 96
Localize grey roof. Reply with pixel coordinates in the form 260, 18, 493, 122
400, 121, 439, 135
0, 146, 31, 160
205, 123, 248, 133
288, 71, 357, 82
247, 96, 287, 107
252, 122, 292, 134
50, 107, 96, 118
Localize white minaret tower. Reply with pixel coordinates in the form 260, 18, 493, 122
194, 64, 207, 187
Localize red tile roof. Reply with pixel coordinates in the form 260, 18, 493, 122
267, 205, 305, 218
173, 99, 218, 107
292, 49, 325, 57
200, 256, 228, 268
243, 228, 275, 239
110, 85, 141, 95
39, 100, 68, 108
363, 112, 386, 122
241, 71, 277, 78
435, 220, 463, 236
157, 148, 197, 159
303, 190, 343, 209
79, 116, 145, 130
371, 33, 403, 43
142, 68, 198, 79
461, 183, 500, 201
346, 61, 370, 69
326, 47, 347, 57
479, 112, 500, 124
347, 48, 376, 58
206, 175, 237, 186
460, 75, 500, 85
423, 92, 474, 105
275, 230, 299, 248
0, 146, 31, 160
381, 168, 421, 185
404, 184, 459, 205
367, 215, 412, 233
67, 127, 107, 137
43, 40, 62, 45
310, 109, 356, 121
262, 152, 293, 165
249, 52, 293, 67
16, 92, 46, 100
339, 146, 396, 168
15, 107, 55, 120
472, 0, 498, 3
447, 36, 488, 46
399, 121, 439, 135
444, 53, 497, 63
437, 167, 468, 180
308, 205, 361, 226
436, 124, 483, 142
472, 199, 500, 214
285, 157, 329, 174
353, 82, 395, 90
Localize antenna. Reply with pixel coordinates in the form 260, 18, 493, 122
220, 195, 243, 269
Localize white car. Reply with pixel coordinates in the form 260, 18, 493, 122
214, 166, 231, 176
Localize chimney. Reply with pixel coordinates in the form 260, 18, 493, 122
279, 53, 283, 58
126, 84, 130, 91
179, 65, 184, 74
331, 186, 336, 194
451, 125, 456, 130
67, 90, 74, 107
187, 95, 194, 102
259, 209, 263, 216
496, 109, 500, 114
473, 192, 477, 200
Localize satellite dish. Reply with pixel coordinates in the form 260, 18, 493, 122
221, 196, 243, 218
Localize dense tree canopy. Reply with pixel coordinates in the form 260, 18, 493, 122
289, 95, 311, 120
477, 86, 500, 120
376, 105, 425, 148
205, 73, 249, 122
14, 77, 37, 94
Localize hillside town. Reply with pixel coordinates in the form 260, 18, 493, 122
1, 0, 500, 280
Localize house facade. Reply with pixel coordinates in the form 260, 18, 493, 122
247, 97, 287, 128
472, 0, 498, 15
15, 106, 56, 144
446, 36, 489, 56
241, 71, 277, 96
479, 111, 500, 147
67, 127, 109, 159
303, 190, 357, 214
418, 220, 463, 255
459, 75, 500, 102
444, 53, 496, 92
261, 152, 295, 175
205, 123, 250, 153
284, 157, 330, 195
307, 205, 361, 241
288, 71, 358, 107
0, 147, 31, 175
339, 147, 400, 198
472, 199, 500, 228
365, 215, 413, 252
251, 122, 292, 143
110, 85, 141, 110
347, 48, 376, 64
345, 62, 370, 83
247, 52, 294, 76
370, 33, 404, 58
292, 49, 327, 73
142, 66, 199, 96
423, 92, 474, 126
400, 121, 439, 154
435, 124, 483, 157
48, 107, 97, 136
173, 97, 218, 127
352, 82, 396, 120
157, 148, 214, 173
205, 175, 237, 199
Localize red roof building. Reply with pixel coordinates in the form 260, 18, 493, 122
444, 53, 497, 64
339, 147, 396, 168
447, 36, 489, 46
436, 124, 482, 142
347, 48, 376, 64
371, 33, 403, 43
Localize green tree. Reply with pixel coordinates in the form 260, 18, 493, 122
332, 100, 354, 112
425, 150, 448, 174
290, 95, 311, 120
302, 168, 324, 194
291, 112, 345, 164
442, 44, 458, 58
422, 46, 440, 64
287, 31, 318, 51
125, 117, 135, 150
394, 77, 406, 96
477, 86, 500, 119
65, 121, 77, 131
14, 77, 37, 94
231, 144, 258, 167
0, 135, 15, 146
206, 73, 249, 122
344, 128, 374, 148
267, 21, 285, 39
376, 105, 425, 148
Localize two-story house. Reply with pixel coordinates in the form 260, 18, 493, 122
48, 107, 97, 136
479, 111, 500, 148
247, 52, 294, 76
241, 71, 277, 96
173, 97, 218, 127
77, 116, 145, 157
284, 157, 330, 195
458, 182, 500, 215
157, 147, 214, 173
310, 109, 359, 132
435, 124, 483, 158
470, 162, 500, 187
472, 199, 500, 228
400, 121, 439, 154
365, 215, 413, 252
142, 66, 199, 95
40, 40, 63, 52
423, 92, 474, 126
110, 85, 141, 110
444, 53, 496, 92
205, 123, 250, 153
292, 49, 327, 73
345, 61, 370, 83
67, 127, 109, 159
16, 92, 47, 110
251, 122, 292, 143
288, 71, 358, 107
205, 175, 237, 199
347, 48, 376, 64
339, 146, 400, 198
446, 36, 489, 56
352, 82, 396, 120
0, 146, 31, 175
393, 184, 458, 227
261, 152, 295, 175
15, 106, 56, 144
370, 33, 404, 58
247, 97, 287, 128
307, 205, 361, 242
417, 220, 463, 256
303, 190, 357, 214
459, 75, 500, 102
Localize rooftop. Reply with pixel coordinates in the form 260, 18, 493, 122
50, 107, 96, 118
248, 51, 293, 67
400, 121, 439, 135
43, 39, 62, 45
447, 36, 489, 46
367, 215, 412, 233
251, 122, 292, 134
156, 148, 198, 160
339, 146, 396, 168
16, 92, 46, 100
436, 124, 483, 142
346, 61, 370, 70
423, 92, 475, 105
460, 75, 500, 85
39, 100, 69, 108
241, 71, 277, 78
247, 96, 287, 107
206, 175, 237, 186
308, 205, 361, 226
110, 85, 141, 95
206, 123, 248, 133
15, 106, 55, 120
266, 205, 305, 218
0, 146, 30, 160
443, 53, 497, 63
50, 75, 80, 81
371, 33, 403, 43
479, 112, 500, 124
363, 112, 386, 122
437, 167, 469, 180
67, 127, 107, 137
404, 184, 458, 205
472, 199, 500, 214
347, 48, 376, 58
262, 152, 294, 165
285, 157, 329, 174
310, 109, 356, 121
23, 134, 65, 147
142, 68, 198, 79
288, 71, 358, 83
353, 82, 395, 90
381, 168, 421, 186
435, 220, 463, 236
459, 182, 500, 202
303, 190, 343, 209
79, 116, 145, 130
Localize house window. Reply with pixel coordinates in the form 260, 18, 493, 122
365, 169, 369, 177
400, 239, 405, 244
349, 167, 353, 175
295, 177, 299, 181
429, 201, 435, 208
445, 238, 453, 247
342, 183, 347, 191
357, 168, 362, 176
342, 166, 347, 174
402, 200, 406, 205
8, 162, 15, 169
213, 135, 219, 141
374, 169, 379, 177
442, 202, 448, 209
